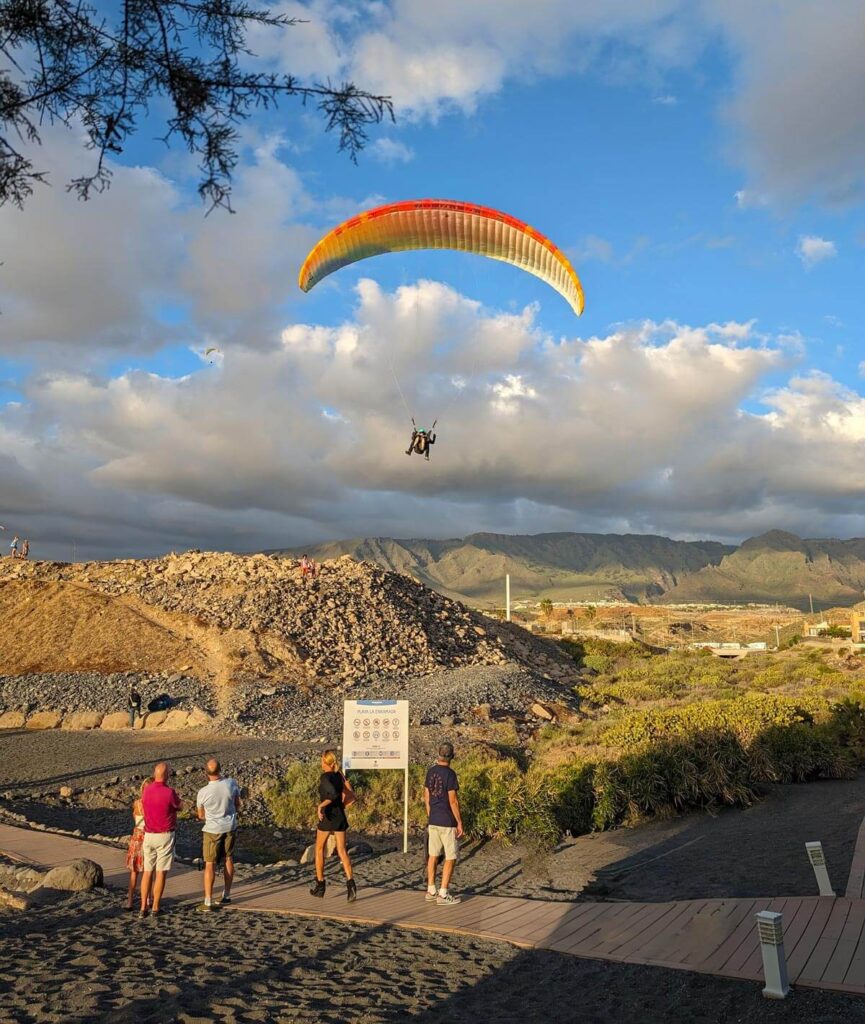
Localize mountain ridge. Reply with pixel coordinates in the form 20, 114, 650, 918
271, 530, 865, 610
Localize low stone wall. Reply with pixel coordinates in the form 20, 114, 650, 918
0, 706, 213, 732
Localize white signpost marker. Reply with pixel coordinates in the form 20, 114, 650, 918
342, 699, 410, 854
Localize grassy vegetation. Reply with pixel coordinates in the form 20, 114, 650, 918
264, 639, 865, 848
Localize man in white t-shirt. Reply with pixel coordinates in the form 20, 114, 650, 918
195, 758, 242, 910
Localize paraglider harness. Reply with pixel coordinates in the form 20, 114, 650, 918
406, 419, 437, 460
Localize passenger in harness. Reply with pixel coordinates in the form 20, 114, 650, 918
405, 426, 436, 461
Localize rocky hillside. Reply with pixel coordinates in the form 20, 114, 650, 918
0, 552, 573, 687
660, 531, 865, 609
278, 532, 733, 604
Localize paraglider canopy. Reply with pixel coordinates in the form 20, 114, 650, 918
298, 199, 585, 316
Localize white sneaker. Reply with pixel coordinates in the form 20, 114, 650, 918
425, 890, 438, 902
436, 892, 461, 905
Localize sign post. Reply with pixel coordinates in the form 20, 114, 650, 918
342, 699, 410, 854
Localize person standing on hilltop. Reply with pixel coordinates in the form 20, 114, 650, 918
9, 535, 19, 557
424, 742, 464, 906
310, 749, 357, 901
139, 762, 182, 918
128, 686, 142, 728
20, 538, 29, 559
196, 758, 242, 911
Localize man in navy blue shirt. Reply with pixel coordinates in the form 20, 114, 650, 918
423, 741, 464, 905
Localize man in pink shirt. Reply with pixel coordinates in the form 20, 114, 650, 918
139, 762, 182, 918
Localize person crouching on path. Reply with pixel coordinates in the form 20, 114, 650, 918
139, 762, 181, 919
424, 742, 464, 906
310, 750, 357, 901
196, 758, 242, 911
125, 784, 146, 910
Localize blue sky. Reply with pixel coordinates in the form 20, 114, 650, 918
2, 1, 865, 558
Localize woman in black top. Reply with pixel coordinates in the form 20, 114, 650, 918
310, 749, 357, 901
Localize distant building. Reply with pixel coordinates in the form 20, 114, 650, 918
805, 620, 831, 638
851, 604, 865, 644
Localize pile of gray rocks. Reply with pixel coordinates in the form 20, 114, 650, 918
0, 671, 215, 718
0, 551, 575, 686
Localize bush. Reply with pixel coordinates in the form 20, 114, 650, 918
266, 700, 865, 847
600, 692, 827, 749
589, 730, 756, 830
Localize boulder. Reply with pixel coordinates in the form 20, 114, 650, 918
100, 711, 131, 731
531, 701, 555, 722
144, 710, 168, 729
133, 714, 147, 730
41, 858, 103, 892
161, 709, 190, 730
299, 843, 315, 865
186, 707, 212, 729
62, 712, 104, 731
348, 841, 374, 857
59, 785, 75, 799
25, 711, 62, 730
0, 711, 26, 730
0, 885, 29, 911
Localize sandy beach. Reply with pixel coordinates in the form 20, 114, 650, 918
2, 887, 865, 1024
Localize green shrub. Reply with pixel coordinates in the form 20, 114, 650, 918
590, 730, 756, 830
601, 692, 827, 749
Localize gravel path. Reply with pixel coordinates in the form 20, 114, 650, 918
0, 729, 297, 793
1, 890, 864, 1023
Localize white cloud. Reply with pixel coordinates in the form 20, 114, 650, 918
711, 1, 865, 207
11, 279, 865, 558
734, 188, 769, 210
369, 138, 416, 164
572, 235, 615, 263
653, 94, 678, 105
247, 3, 865, 211
795, 235, 837, 269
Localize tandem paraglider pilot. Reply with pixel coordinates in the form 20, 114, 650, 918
406, 426, 436, 461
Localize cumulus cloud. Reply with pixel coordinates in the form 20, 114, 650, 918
8, 278, 865, 559
712, 1, 865, 206
247, 3, 865, 210
369, 138, 416, 164
795, 235, 837, 269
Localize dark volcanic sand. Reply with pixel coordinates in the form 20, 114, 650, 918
1, 890, 864, 1024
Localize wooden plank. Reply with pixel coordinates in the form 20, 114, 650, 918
680, 899, 756, 966
821, 900, 865, 986
794, 899, 850, 982
520, 902, 603, 944
737, 898, 789, 980
608, 903, 684, 960
696, 900, 759, 973
546, 903, 629, 952
785, 898, 836, 979
588, 903, 673, 956
620, 902, 704, 963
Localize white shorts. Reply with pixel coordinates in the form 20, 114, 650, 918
142, 831, 176, 872
428, 825, 458, 861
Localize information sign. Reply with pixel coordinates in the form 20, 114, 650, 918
342, 699, 409, 770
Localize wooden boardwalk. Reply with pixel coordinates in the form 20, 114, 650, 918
3, 822, 865, 996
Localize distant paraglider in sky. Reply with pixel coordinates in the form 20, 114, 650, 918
203, 346, 221, 364
298, 198, 585, 316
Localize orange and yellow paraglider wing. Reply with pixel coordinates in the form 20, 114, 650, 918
298, 199, 584, 316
